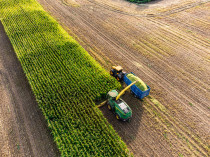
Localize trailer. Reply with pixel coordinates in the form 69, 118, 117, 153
110, 66, 150, 99
123, 72, 150, 99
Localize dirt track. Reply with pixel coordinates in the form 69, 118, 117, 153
1, 0, 209, 156
0, 22, 60, 157
36, 0, 210, 156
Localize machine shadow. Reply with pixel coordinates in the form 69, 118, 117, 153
99, 87, 144, 144
131, 0, 164, 12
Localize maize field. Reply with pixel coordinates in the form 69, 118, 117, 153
0, 0, 132, 156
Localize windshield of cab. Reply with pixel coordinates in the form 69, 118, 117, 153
117, 100, 130, 114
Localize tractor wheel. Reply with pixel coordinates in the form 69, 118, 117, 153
107, 104, 112, 111
116, 76, 120, 81
116, 114, 120, 120
110, 70, 113, 76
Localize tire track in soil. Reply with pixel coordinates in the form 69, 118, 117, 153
160, 14, 210, 39
38, 0, 210, 156
147, 18, 210, 54
145, 97, 208, 156
128, 112, 173, 157
140, 105, 194, 156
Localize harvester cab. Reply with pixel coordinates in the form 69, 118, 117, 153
107, 90, 132, 122
110, 66, 125, 81
106, 80, 138, 122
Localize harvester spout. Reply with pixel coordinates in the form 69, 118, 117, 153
116, 80, 138, 100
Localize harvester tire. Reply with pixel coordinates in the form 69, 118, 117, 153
108, 104, 112, 111
110, 70, 113, 76
116, 114, 120, 120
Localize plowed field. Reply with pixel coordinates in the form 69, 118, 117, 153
1, 0, 209, 156
36, 0, 210, 156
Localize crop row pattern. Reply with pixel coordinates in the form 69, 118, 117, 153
0, 0, 131, 156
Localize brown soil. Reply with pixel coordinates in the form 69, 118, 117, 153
1, 0, 209, 156
0, 22, 60, 157
36, 0, 210, 156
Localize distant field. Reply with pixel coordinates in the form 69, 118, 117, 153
126, 0, 152, 4
0, 0, 132, 156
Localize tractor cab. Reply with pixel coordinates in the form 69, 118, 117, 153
110, 66, 124, 81
107, 90, 132, 121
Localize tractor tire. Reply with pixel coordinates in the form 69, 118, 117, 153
116, 76, 120, 81
110, 70, 113, 76
107, 104, 112, 111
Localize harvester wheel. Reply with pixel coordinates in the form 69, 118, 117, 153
108, 104, 112, 111
116, 114, 120, 120
110, 70, 113, 76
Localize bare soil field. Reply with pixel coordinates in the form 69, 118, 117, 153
0, 22, 60, 157
36, 0, 210, 156
0, 0, 209, 156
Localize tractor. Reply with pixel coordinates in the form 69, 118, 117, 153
110, 65, 125, 81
